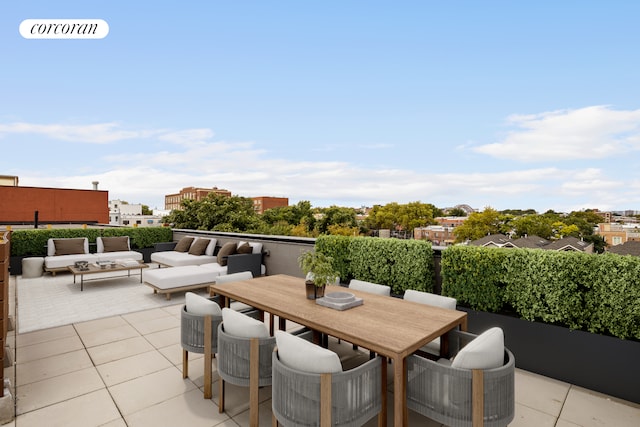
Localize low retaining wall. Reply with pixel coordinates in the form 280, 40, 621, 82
462, 308, 640, 404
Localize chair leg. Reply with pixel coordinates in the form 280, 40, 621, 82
182, 349, 188, 379
204, 315, 212, 399
219, 378, 225, 413
250, 338, 259, 427
272, 413, 278, 426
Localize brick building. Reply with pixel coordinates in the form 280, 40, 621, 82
0, 185, 108, 224
164, 186, 232, 211
252, 196, 289, 214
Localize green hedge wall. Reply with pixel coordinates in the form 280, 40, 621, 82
316, 235, 434, 294
10, 227, 173, 256
441, 245, 640, 340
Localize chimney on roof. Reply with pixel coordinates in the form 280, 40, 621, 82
92, 181, 99, 190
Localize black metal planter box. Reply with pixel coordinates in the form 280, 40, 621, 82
460, 307, 640, 404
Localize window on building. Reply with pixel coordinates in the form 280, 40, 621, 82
123, 220, 129, 225
612, 236, 623, 245
136, 220, 142, 225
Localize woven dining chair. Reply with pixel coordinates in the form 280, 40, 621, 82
217, 308, 275, 427
406, 327, 515, 427
271, 331, 383, 427
404, 289, 458, 358
180, 293, 223, 399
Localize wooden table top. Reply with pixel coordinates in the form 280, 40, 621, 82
67, 262, 148, 275
210, 274, 467, 359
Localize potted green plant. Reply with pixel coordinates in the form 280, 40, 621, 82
298, 250, 339, 300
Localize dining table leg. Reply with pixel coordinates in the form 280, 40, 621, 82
393, 355, 407, 426
378, 358, 387, 427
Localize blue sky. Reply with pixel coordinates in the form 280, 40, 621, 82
3, 1, 640, 213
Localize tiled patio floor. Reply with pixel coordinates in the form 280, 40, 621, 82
4, 303, 640, 427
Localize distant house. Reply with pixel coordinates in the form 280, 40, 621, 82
503, 235, 550, 249
607, 240, 640, 257
468, 234, 511, 247
468, 234, 593, 253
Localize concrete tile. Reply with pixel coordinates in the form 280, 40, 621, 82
78, 324, 140, 348
559, 386, 640, 427
515, 368, 570, 417
143, 327, 180, 349
87, 336, 154, 366
129, 315, 179, 335
509, 402, 558, 427
124, 388, 230, 427
15, 389, 120, 427
555, 420, 581, 427
97, 350, 173, 386
230, 398, 274, 427
121, 307, 174, 324
73, 316, 129, 336
157, 342, 204, 368
16, 367, 104, 414
108, 366, 196, 415
17, 335, 85, 364
209, 380, 272, 418
15, 325, 76, 348
160, 303, 183, 317
16, 349, 93, 386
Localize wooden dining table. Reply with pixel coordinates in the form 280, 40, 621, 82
210, 274, 467, 427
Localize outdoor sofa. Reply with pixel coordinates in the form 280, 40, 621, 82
44, 236, 143, 275
143, 237, 265, 299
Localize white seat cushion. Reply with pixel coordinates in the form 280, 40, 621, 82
451, 327, 504, 370
199, 263, 228, 275
150, 251, 217, 266
275, 330, 342, 374
45, 253, 97, 269
185, 292, 222, 316
95, 251, 143, 262
222, 307, 269, 338
143, 265, 218, 290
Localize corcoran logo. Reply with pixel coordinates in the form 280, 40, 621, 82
20, 19, 109, 39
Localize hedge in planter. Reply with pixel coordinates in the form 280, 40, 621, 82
441, 245, 640, 340
316, 235, 434, 295
10, 227, 173, 256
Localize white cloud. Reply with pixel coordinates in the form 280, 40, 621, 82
0, 121, 161, 143
474, 105, 640, 161
11, 119, 640, 213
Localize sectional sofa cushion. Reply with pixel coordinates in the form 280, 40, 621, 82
188, 238, 210, 256
101, 236, 130, 252
236, 242, 253, 254
53, 238, 87, 256
175, 236, 195, 252
237, 241, 263, 254
217, 242, 237, 266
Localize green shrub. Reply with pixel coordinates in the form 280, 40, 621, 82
315, 235, 352, 282
10, 227, 172, 256
317, 236, 433, 294
441, 245, 640, 340
441, 245, 508, 312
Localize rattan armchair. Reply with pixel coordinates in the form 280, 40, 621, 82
180, 301, 222, 399
406, 329, 515, 427
217, 311, 276, 427
271, 349, 383, 427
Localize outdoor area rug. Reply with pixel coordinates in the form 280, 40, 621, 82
16, 265, 205, 334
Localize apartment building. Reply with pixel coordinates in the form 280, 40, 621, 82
164, 186, 232, 211
109, 200, 164, 227
252, 196, 288, 214
596, 222, 640, 246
